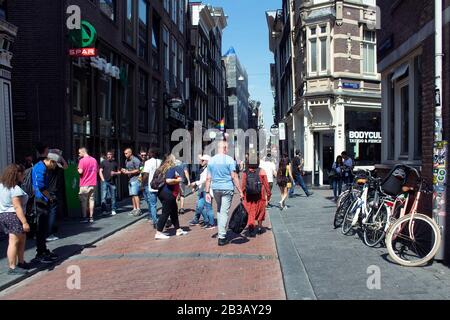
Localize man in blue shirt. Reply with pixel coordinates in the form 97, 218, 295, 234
32, 158, 59, 263
205, 141, 243, 246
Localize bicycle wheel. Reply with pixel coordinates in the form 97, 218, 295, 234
334, 195, 350, 228
363, 204, 388, 247
336, 190, 350, 208
386, 213, 441, 267
341, 199, 358, 235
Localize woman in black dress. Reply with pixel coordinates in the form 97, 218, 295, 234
277, 155, 294, 210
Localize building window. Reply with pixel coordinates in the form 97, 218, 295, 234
163, 25, 169, 87
73, 79, 81, 111
151, 80, 160, 133
0, 0, 6, 20
171, 37, 177, 86
178, 0, 184, 33
119, 62, 134, 140
138, 71, 149, 133
178, 46, 184, 88
124, 0, 136, 47
308, 25, 328, 75
152, 16, 160, 71
163, 0, 169, 13
362, 29, 376, 74
171, 0, 177, 22
138, 0, 148, 60
383, 54, 422, 163
100, 0, 115, 20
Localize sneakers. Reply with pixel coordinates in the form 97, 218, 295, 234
35, 251, 58, 264
155, 232, 170, 240
189, 220, 200, 226
176, 229, 188, 236
129, 210, 135, 216
218, 238, 229, 246
307, 192, 314, 197
46, 235, 59, 242
204, 225, 216, 230
111, 210, 117, 216
133, 209, 142, 217
8, 268, 28, 276
17, 261, 31, 270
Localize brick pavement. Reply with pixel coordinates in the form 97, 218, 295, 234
0, 193, 286, 300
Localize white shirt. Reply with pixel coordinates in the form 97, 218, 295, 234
143, 158, 162, 192
0, 184, 28, 214
259, 160, 277, 183
194, 166, 214, 196
344, 158, 353, 169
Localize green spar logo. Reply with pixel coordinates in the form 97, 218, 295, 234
69, 20, 97, 48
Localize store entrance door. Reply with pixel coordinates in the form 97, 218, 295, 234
322, 132, 335, 185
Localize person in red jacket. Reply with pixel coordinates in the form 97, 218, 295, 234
241, 161, 272, 237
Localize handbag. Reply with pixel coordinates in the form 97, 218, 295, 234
286, 169, 292, 189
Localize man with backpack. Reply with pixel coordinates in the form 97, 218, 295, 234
142, 148, 162, 228
241, 161, 272, 237
205, 141, 243, 246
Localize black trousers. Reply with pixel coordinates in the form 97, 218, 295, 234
157, 193, 179, 232
35, 200, 49, 255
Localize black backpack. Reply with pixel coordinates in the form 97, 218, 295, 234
245, 169, 262, 196
22, 167, 34, 197
228, 203, 248, 234
150, 168, 166, 191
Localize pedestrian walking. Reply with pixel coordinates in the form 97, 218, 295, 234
0, 164, 30, 275
242, 162, 272, 237
77, 148, 98, 223
142, 148, 162, 228
189, 155, 215, 229
276, 155, 293, 210
46, 149, 68, 242
259, 153, 277, 207
154, 154, 188, 240
99, 150, 120, 216
330, 155, 344, 201
32, 158, 59, 263
205, 141, 244, 246
121, 148, 142, 216
289, 150, 313, 197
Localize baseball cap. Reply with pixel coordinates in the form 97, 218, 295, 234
47, 152, 64, 168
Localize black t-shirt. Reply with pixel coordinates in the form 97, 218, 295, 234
292, 156, 302, 175
101, 159, 119, 184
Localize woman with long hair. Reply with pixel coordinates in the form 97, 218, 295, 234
0, 164, 30, 275
276, 155, 293, 210
155, 154, 188, 240
331, 155, 344, 201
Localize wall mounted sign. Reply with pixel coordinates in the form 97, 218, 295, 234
90, 57, 120, 79
342, 82, 360, 89
348, 131, 381, 143
69, 20, 97, 48
69, 48, 97, 57
279, 123, 286, 141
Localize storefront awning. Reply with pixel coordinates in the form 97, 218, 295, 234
391, 63, 409, 82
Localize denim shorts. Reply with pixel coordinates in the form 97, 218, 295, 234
128, 180, 141, 196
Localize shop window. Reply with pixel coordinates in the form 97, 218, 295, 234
73, 79, 81, 111
100, 0, 115, 20
138, 0, 148, 60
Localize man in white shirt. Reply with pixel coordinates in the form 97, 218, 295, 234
142, 148, 162, 228
259, 154, 277, 207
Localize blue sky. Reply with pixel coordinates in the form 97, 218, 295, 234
206, 0, 280, 130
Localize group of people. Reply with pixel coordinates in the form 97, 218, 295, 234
329, 151, 354, 201
0, 137, 332, 274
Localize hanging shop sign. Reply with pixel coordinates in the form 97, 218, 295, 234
90, 57, 120, 79
348, 131, 381, 143
279, 123, 286, 141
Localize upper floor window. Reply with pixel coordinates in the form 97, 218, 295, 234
308, 25, 329, 75
124, 0, 136, 47
163, 0, 169, 13
178, 0, 185, 33
171, 0, 177, 22
138, 0, 148, 60
100, 0, 115, 20
362, 29, 376, 74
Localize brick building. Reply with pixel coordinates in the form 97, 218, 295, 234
8, 0, 189, 199
377, 0, 450, 260
268, 0, 381, 186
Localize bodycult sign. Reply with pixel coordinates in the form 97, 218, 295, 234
348, 131, 382, 144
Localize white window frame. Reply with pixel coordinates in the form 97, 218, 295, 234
308, 24, 329, 76
362, 28, 377, 75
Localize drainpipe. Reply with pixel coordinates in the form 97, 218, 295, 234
433, 0, 447, 261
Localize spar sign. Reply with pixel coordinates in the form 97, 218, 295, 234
66, 5, 97, 57
348, 131, 382, 144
